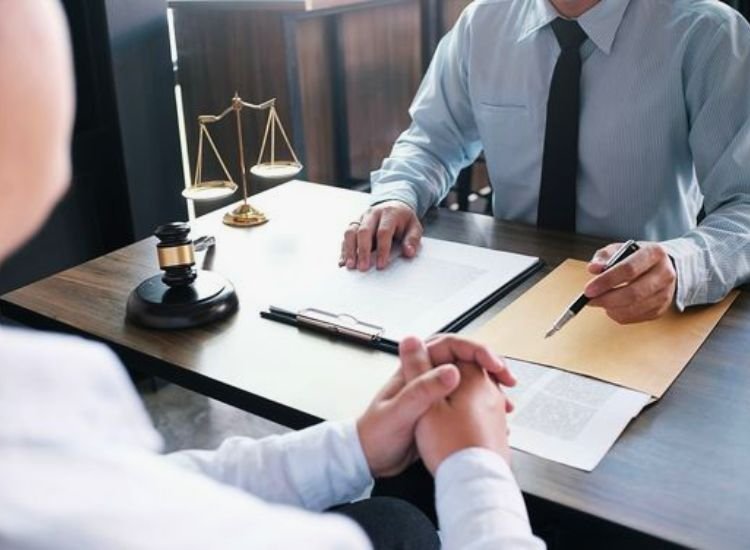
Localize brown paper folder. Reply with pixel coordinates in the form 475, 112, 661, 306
472, 259, 738, 397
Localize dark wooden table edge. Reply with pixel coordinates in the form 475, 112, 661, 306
0, 258, 544, 425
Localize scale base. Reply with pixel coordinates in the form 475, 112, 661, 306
126, 270, 238, 330
223, 202, 268, 227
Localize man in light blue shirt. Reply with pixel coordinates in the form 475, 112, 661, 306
340, 0, 750, 324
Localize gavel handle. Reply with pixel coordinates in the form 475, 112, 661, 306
193, 235, 216, 253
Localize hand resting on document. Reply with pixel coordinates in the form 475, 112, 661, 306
340, 200, 423, 272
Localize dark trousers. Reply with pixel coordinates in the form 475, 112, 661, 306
371, 461, 437, 526
330, 496, 439, 550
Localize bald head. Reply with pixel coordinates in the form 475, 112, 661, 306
0, 0, 75, 261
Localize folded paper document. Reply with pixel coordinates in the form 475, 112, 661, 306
474, 259, 738, 398
505, 359, 650, 471
473, 260, 737, 470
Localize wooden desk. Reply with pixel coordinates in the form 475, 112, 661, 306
2, 181, 749, 548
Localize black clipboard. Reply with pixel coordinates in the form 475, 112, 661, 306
260, 259, 543, 354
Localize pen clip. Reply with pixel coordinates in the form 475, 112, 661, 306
296, 308, 385, 342
604, 239, 640, 270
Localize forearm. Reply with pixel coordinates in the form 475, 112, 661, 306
435, 448, 544, 550
167, 420, 372, 511
673, 13, 750, 308
371, 134, 463, 217
371, 11, 480, 217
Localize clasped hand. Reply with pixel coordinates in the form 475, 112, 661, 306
356, 335, 513, 479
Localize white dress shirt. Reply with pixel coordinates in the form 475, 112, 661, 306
0, 326, 543, 549
371, 0, 750, 310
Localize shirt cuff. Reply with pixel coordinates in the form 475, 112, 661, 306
370, 180, 421, 215
436, 448, 540, 549
660, 237, 709, 309
290, 419, 374, 510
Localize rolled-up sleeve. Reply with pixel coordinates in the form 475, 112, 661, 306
663, 14, 750, 309
371, 8, 482, 217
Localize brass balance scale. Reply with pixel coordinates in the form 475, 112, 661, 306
126, 93, 301, 329
182, 93, 302, 226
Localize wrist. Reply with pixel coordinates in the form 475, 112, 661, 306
356, 414, 404, 479
371, 198, 417, 213
369, 180, 420, 213
355, 415, 379, 477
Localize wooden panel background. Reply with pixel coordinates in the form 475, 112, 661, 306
172, 4, 304, 215
338, 0, 423, 182
293, 17, 337, 184
172, 0, 430, 197
440, 0, 469, 33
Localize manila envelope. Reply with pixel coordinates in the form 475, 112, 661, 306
472, 259, 738, 397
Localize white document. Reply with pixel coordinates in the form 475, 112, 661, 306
505, 359, 651, 471
268, 237, 539, 342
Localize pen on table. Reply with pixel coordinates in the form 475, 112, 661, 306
544, 240, 641, 339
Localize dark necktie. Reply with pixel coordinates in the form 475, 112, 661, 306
537, 18, 588, 232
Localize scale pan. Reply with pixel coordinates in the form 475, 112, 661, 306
250, 161, 302, 180
182, 180, 238, 201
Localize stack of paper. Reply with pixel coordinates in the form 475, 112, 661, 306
267, 237, 539, 342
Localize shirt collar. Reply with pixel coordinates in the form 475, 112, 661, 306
518, 0, 632, 56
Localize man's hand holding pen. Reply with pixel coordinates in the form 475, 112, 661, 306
585, 242, 677, 324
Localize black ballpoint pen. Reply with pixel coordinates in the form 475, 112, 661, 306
544, 240, 641, 338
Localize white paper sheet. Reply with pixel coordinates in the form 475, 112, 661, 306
505, 359, 651, 471
269, 237, 539, 342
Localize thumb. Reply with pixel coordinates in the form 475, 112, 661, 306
393, 364, 460, 422
401, 219, 422, 258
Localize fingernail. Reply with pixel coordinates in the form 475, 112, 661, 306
346, 259, 355, 269
399, 336, 423, 356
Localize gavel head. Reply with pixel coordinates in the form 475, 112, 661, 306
155, 222, 197, 287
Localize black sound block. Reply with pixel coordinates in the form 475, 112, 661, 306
126, 270, 238, 329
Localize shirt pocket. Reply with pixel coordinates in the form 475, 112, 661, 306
474, 103, 539, 187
